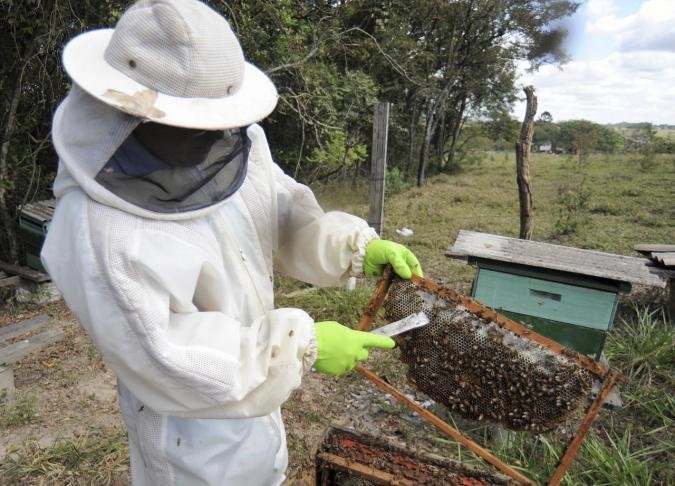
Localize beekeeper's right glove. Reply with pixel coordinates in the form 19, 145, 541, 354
313, 321, 395, 376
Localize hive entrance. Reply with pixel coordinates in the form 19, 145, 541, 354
384, 279, 592, 432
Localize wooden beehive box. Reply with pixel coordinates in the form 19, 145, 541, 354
18, 199, 55, 272
448, 231, 674, 359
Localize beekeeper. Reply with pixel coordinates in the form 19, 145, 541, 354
42, 0, 422, 484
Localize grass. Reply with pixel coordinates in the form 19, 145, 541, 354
314, 152, 674, 278
1, 150, 673, 484
1, 394, 38, 428
606, 307, 674, 385
301, 151, 675, 484
276, 284, 373, 326
0, 428, 128, 485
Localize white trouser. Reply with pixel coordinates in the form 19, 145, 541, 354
118, 381, 287, 486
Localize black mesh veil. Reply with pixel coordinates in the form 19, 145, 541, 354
95, 125, 250, 214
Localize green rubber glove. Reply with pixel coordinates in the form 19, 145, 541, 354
363, 239, 423, 279
314, 321, 395, 376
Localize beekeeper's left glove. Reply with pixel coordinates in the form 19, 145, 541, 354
313, 321, 395, 376
363, 239, 423, 279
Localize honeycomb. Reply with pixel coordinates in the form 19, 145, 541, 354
383, 279, 592, 432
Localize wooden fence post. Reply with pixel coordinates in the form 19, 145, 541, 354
368, 102, 389, 235
515, 86, 537, 240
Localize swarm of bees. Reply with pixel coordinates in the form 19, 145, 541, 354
384, 279, 592, 432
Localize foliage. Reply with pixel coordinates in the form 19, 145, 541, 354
0, 0, 127, 263
384, 167, 411, 200
606, 306, 673, 386
627, 123, 659, 169
553, 158, 592, 236
596, 125, 625, 154
533, 119, 561, 150
1, 393, 38, 427
559, 120, 600, 160
533, 119, 625, 154
0, 0, 580, 262
539, 111, 553, 123
482, 114, 521, 152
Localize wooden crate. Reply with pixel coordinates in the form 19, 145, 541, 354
18, 199, 55, 272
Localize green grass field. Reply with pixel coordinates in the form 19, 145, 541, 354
301, 151, 675, 484
1, 151, 673, 484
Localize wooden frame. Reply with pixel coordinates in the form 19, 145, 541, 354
355, 268, 626, 486
315, 425, 512, 485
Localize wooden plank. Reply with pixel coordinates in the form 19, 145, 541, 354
448, 230, 674, 288
367, 102, 389, 235
0, 261, 50, 283
0, 314, 50, 343
634, 244, 675, 255
0, 328, 64, 365
357, 266, 394, 331
317, 452, 412, 485
651, 252, 675, 267
0, 276, 20, 288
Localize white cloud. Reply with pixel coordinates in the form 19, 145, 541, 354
587, 0, 675, 53
586, 0, 619, 18
512, 0, 675, 124
514, 50, 675, 124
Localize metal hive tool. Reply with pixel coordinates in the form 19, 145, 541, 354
384, 279, 592, 432
354, 267, 626, 486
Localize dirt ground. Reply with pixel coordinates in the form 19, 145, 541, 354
0, 302, 123, 459
1, 296, 479, 485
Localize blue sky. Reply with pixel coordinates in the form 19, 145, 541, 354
513, 0, 675, 124
566, 0, 643, 61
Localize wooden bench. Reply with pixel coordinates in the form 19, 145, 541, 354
0, 261, 60, 305
0, 314, 64, 397
0, 270, 20, 289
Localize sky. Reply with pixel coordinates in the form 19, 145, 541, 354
512, 0, 675, 124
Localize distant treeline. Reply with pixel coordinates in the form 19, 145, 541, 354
457, 116, 675, 158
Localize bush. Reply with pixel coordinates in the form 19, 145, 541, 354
385, 167, 411, 199
553, 159, 592, 236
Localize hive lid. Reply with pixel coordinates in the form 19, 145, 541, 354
19, 200, 56, 224
448, 230, 674, 288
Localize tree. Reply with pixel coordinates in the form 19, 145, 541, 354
596, 126, 624, 154
539, 111, 553, 123
0, 0, 581, 262
339, 0, 579, 185
559, 120, 600, 160
0, 1, 126, 263
533, 120, 561, 150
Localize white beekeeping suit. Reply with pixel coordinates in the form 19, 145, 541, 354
41, 1, 377, 484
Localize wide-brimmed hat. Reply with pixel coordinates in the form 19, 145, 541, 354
62, 0, 278, 129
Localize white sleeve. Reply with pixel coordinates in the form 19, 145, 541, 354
272, 164, 379, 287
100, 228, 315, 419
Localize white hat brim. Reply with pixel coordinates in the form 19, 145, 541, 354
63, 29, 278, 129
